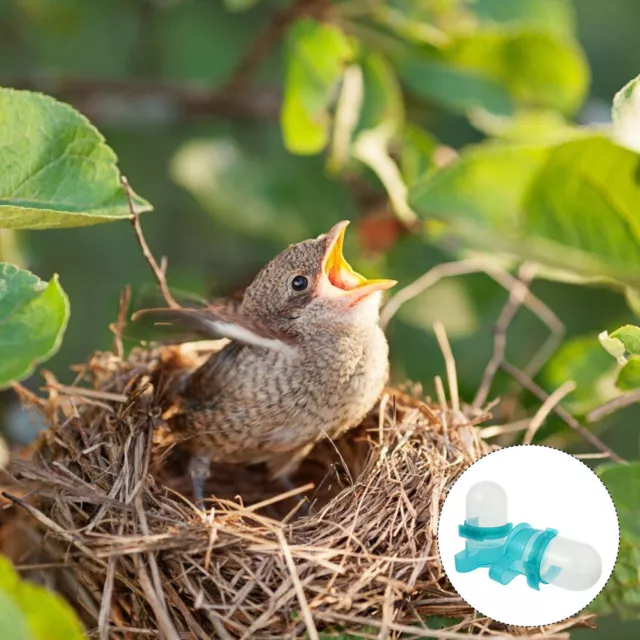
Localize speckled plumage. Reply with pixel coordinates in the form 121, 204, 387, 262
177, 319, 389, 476
139, 222, 395, 492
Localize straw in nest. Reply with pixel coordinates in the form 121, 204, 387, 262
0, 330, 598, 640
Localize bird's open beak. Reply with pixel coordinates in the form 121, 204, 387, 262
321, 221, 396, 304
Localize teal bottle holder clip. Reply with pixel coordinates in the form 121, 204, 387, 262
487, 523, 560, 590
455, 519, 514, 573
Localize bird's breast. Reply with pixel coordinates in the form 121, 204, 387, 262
176, 328, 389, 458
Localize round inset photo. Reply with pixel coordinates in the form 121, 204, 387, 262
437, 445, 619, 627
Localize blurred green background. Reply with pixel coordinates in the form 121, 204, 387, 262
0, 0, 639, 636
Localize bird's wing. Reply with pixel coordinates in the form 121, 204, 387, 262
131, 306, 294, 352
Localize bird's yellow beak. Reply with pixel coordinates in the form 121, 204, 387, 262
322, 221, 396, 302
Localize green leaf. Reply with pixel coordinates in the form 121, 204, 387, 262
589, 535, 640, 620
0, 591, 33, 640
617, 357, 640, 391
397, 26, 588, 118
593, 462, 640, 619
447, 28, 588, 114
0, 555, 85, 640
598, 462, 640, 542
409, 134, 640, 287
613, 75, 640, 153
355, 51, 404, 138
398, 55, 514, 117
599, 330, 627, 361
611, 325, 640, 356
0, 263, 69, 388
281, 19, 354, 155
543, 334, 619, 414
0, 88, 151, 229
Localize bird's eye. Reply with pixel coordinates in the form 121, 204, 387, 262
291, 275, 309, 292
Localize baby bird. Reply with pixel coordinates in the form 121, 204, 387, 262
134, 221, 396, 503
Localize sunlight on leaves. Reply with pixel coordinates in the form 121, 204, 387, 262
397, 25, 588, 118
281, 19, 354, 155
409, 134, 640, 287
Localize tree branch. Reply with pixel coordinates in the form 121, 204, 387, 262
473, 263, 537, 409
222, 0, 323, 94
12, 76, 280, 124
121, 176, 179, 309
501, 361, 624, 463
523, 380, 576, 445
586, 388, 640, 423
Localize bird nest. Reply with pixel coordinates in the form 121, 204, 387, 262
0, 340, 595, 639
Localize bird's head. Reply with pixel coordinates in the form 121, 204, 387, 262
241, 221, 396, 334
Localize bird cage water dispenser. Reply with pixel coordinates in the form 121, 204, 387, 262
454, 481, 602, 592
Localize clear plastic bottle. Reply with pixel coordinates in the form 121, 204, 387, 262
540, 535, 602, 591
455, 481, 512, 572
466, 481, 508, 528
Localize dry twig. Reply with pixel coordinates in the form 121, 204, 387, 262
121, 175, 179, 309
473, 263, 537, 409
523, 381, 576, 445
586, 388, 640, 423
109, 285, 131, 359
501, 361, 624, 463
433, 322, 460, 414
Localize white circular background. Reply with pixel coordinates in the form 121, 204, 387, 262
438, 445, 619, 626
